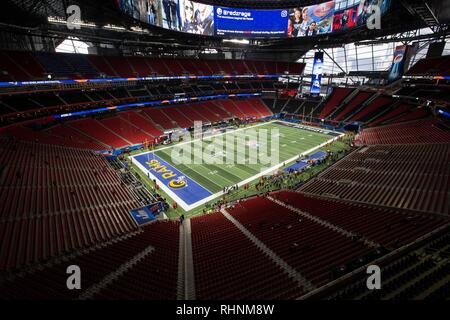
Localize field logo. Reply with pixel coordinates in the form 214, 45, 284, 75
146, 159, 187, 189
168, 176, 187, 189
170, 121, 279, 167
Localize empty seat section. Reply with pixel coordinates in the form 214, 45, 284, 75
204, 101, 233, 119
126, 57, 154, 77
357, 118, 450, 145
191, 213, 303, 299
0, 52, 31, 81
227, 197, 370, 286
299, 143, 450, 215
44, 125, 107, 150
104, 56, 134, 77
0, 138, 139, 271
5, 51, 45, 79
99, 116, 153, 145
161, 107, 193, 128
93, 221, 180, 300
367, 103, 413, 127
319, 87, 354, 118
119, 111, 163, 138
274, 191, 446, 247
349, 96, 393, 122
142, 108, 177, 129
68, 118, 130, 148
215, 100, 246, 119
334, 91, 373, 121
162, 59, 185, 75
87, 55, 118, 77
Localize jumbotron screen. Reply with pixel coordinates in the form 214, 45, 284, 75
116, 0, 390, 38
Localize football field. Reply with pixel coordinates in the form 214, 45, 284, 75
131, 120, 343, 211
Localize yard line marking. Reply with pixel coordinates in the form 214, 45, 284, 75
131, 122, 344, 211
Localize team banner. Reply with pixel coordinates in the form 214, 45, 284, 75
117, 0, 390, 39
310, 52, 324, 95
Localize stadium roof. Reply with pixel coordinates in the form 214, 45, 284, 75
190, 0, 330, 9
1, 0, 449, 59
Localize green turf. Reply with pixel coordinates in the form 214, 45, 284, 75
128, 134, 352, 218
152, 122, 333, 194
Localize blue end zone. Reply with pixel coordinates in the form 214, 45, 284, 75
284, 151, 328, 173
133, 153, 213, 206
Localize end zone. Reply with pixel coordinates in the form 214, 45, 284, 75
130, 153, 213, 211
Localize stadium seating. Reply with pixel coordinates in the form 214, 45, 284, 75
357, 118, 450, 145
35, 52, 98, 79
366, 103, 415, 127
299, 143, 450, 215
68, 118, 131, 148
0, 50, 305, 81
246, 98, 273, 117
0, 220, 178, 300
319, 87, 355, 119
213, 100, 247, 119
177, 104, 211, 123
0, 138, 139, 271
407, 55, 450, 76
45, 124, 109, 150
273, 191, 446, 247
118, 111, 163, 138
348, 96, 394, 122
0, 51, 44, 81
99, 116, 154, 145
142, 107, 177, 130
191, 212, 303, 299
227, 196, 370, 287
93, 220, 180, 300
324, 227, 450, 300
160, 106, 194, 128
334, 91, 374, 121
189, 102, 223, 123
87, 55, 119, 77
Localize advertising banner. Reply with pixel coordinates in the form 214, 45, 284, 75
311, 52, 324, 95
288, 2, 335, 38
214, 7, 288, 38
116, 0, 391, 39
387, 45, 407, 83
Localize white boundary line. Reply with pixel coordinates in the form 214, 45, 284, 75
135, 120, 274, 156
131, 121, 344, 212
131, 156, 200, 211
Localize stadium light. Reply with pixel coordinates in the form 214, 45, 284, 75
223, 39, 250, 45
